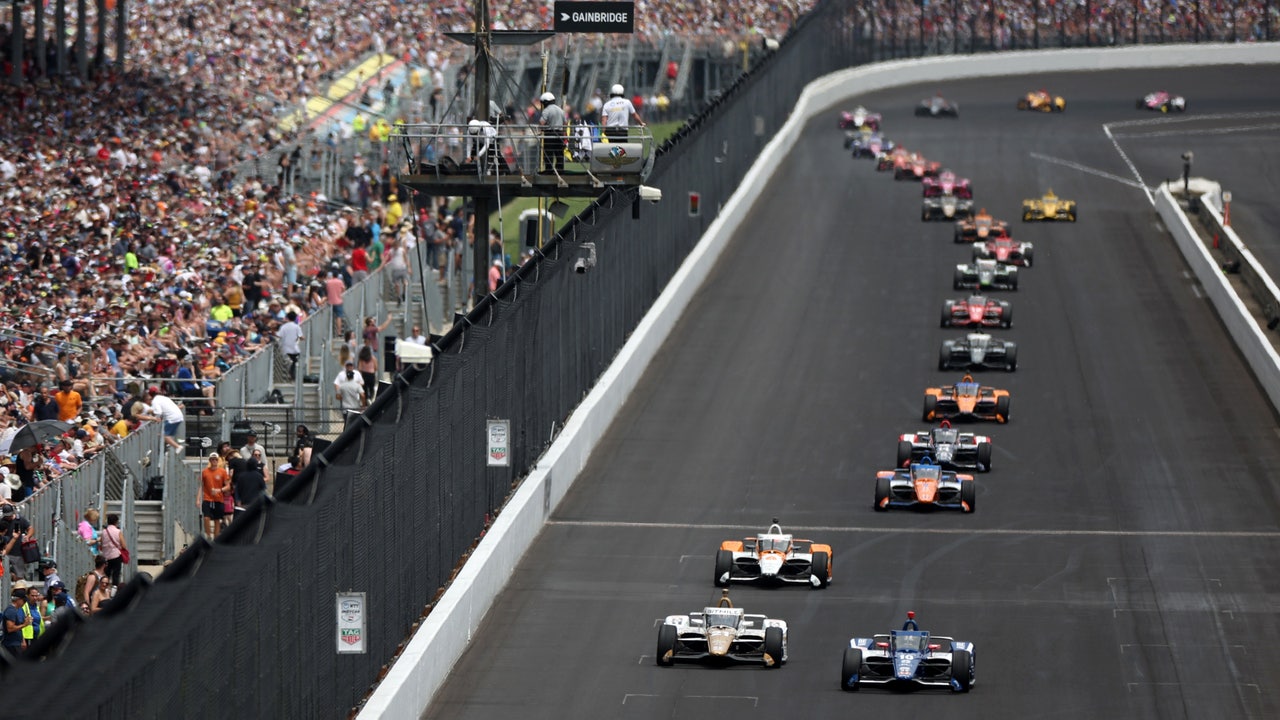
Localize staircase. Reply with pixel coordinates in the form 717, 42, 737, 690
107, 499, 164, 565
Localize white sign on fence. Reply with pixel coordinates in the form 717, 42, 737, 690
336, 592, 367, 654
487, 419, 510, 467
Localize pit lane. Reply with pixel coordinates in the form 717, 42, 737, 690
421, 65, 1280, 719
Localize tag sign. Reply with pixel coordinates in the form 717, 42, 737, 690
487, 419, 511, 467
553, 1, 635, 33
688, 191, 701, 217
336, 592, 367, 654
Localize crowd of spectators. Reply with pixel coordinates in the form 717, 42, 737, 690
0, 0, 1272, 581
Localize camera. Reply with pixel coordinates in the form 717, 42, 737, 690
573, 243, 597, 274
638, 185, 662, 204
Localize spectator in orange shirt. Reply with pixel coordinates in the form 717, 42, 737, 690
53, 380, 82, 423
200, 454, 231, 540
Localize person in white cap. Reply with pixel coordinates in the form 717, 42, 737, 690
538, 92, 567, 173
602, 84, 644, 142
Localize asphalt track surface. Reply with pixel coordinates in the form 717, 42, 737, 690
423, 66, 1280, 719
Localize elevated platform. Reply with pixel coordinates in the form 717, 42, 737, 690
392, 122, 655, 198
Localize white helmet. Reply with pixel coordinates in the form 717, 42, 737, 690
540, 92, 555, 103
610, 84, 624, 96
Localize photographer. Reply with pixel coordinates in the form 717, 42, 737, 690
1, 505, 35, 582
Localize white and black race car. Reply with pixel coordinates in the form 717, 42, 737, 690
897, 420, 992, 472
939, 333, 1018, 372
922, 193, 974, 221
954, 259, 1018, 291
657, 590, 788, 668
842, 617, 975, 692
715, 520, 832, 588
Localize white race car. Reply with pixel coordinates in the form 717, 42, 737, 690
715, 520, 832, 588
656, 590, 788, 668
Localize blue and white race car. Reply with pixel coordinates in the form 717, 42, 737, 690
851, 131, 895, 158
842, 615, 975, 692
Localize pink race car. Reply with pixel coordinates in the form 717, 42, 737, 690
1137, 91, 1186, 112
923, 170, 972, 199
839, 106, 882, 130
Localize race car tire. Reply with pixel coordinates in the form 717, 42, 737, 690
953, 269, 965, 290
922, 394, 938, 422
938, 343, 953, 371
874, 475, 891, 511
1001, 304, 1013, 329
995, 395, 1011, 423
977, 441, 992, 472
941, 301, 954, 327
1022, 211, 1033, 222
951, 648, 974, 691
763, 627, 785, 668
1160, 104, 1168, 113
915, 105, 927, 117
842, 648, 863, 691
811, 550, 830, 589
1136, 98, 1145, 110
656, 624, 678, 667
1067, 208, 1077, 222
1022, 247, 1034, 266
922, 209, 930, 222
1008, 271, 1019, 290
897, 440, 914, 468
714, 549, 734, 588
960, 479, 976, 513
1016, 98, 1028, 110
1004, 343, 1018, 371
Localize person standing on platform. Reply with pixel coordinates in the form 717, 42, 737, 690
538, 92, 566, 173
602, 84, 644, 142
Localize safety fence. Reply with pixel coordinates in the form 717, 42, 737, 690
0, 1, 1268, 716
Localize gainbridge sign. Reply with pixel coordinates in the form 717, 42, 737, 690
553, 1, 636, 33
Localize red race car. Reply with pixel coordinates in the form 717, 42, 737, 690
972, 235, 1034, 267
941, 295, 1012, 329
878, 146, 910, 171
895, 153, 941, 181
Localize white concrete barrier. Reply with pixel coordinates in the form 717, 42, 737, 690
1156, 186, 1280, 410
358, 41, 1280, 719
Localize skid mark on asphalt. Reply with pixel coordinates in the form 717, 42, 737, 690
547, 519, 1280, 538
1028, 152, 1148, 190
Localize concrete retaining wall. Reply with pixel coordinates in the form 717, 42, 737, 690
358, 41, 1280, 719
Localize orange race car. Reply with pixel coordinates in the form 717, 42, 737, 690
715, 520, 832, 589
922, 374, 1010, 423
1017, 89, 1066, 112
954, 208, 1009, 243
877, 146, 910, 171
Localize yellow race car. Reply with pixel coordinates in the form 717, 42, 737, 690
1022, 189, 1077, 222
1016, 89, 1066, 112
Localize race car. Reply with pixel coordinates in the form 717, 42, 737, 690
873, 457, 976, 512
895, 153, 941, 181
941, 295, 1012, 329
923, 374, 1011, 424
922, 193, 974, 221
877, 146, 910, 171
897, 420, 992, 472
954, 259, 1018, 291
1017, 89, 1065, 112
1021, 189, 1077, 222
851, 131, 894, 158
715, 520, 832, 589
954, 209, 1008, 243
1137, 91, 1186, 113
915, 94, 960, 118
923, 169, 972, 199
842, 617, 976, 692
972, 235, 1034, 267
843, 126, 873, 150
939, 333, 1018, 372
656, 589, 788, 668
839, 106, 882, 130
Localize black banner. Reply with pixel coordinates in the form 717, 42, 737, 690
553, 1, 635, 33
